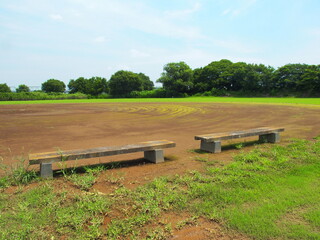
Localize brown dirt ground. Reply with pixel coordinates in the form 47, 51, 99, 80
1, 102, 320, 239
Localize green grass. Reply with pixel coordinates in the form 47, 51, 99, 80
0, 158, 38, 188
185, 139, 320, 239
0, 138, 319, 239
0, 96, 320, 106
0, 185, 111, 239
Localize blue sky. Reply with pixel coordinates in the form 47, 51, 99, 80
1, 0, 319, 89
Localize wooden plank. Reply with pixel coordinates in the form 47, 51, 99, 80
29, 140, 176, 164
195, 127, 285, 142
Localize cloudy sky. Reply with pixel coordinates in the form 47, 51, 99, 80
1, 0, 319, 88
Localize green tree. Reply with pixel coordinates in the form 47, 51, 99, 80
298, 65, 320, 93
157, 61, 193, 96
68, 77, 108, 95
0, 83, 11, 93
138, 73, 154, 90
238, 64, 274, 92
68, 77, 87, 94
193, 59, 233, 92
272, 64, 309, 91
108, 70, 143, 97
41, 79, 66, 93
16, 84, 30, 93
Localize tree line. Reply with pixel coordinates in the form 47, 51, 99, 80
1, 59, 319, 99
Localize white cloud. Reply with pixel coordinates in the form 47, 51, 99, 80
165, 2, 201, 19
49, 14, 63, 21
222, 9, 231, 16
222, 0, 257, 17
63, 0, 204, 40
211, 38, 259, 54
130, 49, 150, 58
308, 27, 320, 37
93, 36, 107, 43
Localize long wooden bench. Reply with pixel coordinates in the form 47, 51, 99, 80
195, 127, 285, 153
29, 140, 176, 178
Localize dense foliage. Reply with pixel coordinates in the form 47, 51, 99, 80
0, 83, 11, 93
108, 70, 154, 97
68, 77, 108, 96
41, 79, 66, 93
0, 92, 88, 101
157, 61, 193, 96
16, 84, 30, 93
189, 60, 319, 96
2, 59, 319, 100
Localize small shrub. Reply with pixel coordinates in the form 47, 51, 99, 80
67, 173, 96, 191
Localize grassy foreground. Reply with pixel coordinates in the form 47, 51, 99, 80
0, 96, 320, 106
0, 138, 320, 239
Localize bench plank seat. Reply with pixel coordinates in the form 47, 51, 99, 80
195, 127, 284, 153
29, 140, 176, 178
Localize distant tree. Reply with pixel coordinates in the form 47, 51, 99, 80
238, 64, 275, 92
16, 84, 30, 93
68, 77, 108, 95
41, 79, 66, 93
193, 59, 233, 92
68, 77, 87, 94
157, 61, 193, 95
298, 65, 320, 93
138, 73, 154, 90
109, 70, 144, 97
87, 77, 108, 95
0, 83, 11, 93
272, 64, 309, 91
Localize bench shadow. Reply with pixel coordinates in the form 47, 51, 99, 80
190, 140, 260, 154
52, 155, 178, 177
53, 158, 151, 177
222, 140, 260, 151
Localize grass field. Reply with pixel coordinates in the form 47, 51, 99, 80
1, 138, 319, 239
0, 96, 320, 106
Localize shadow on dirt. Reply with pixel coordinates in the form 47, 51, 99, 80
189, 140, 261, 154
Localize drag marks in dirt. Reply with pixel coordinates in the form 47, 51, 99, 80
102, 104, 207, 119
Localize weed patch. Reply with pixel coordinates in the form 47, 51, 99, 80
0, 157, 38, 188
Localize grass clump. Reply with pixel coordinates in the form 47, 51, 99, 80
106, 177, 188, 239
0, 184, 111, 239
0, 185, 57, 239
0, 157, 38, 188
59, 165, 105, 191
55, 193, 111, 239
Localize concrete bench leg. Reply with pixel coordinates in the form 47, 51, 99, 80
40, 163, 53, 178
144, 149, 164, 163
259, 132, 280, 143
200, 140, 221, 153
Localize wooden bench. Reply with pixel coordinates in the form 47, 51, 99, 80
29, 140, 176, 178
195, 127, 285, 153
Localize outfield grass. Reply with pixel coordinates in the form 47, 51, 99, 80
0, 96, 320, 106
1, 138, 319, 239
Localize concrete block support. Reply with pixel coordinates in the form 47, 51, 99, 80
40, 163, 53, 178
259, 132, 280, 143
200, 140, 222, 153
144, 149, 164, 163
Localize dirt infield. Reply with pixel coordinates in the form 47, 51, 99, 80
1, 102, 319, 173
